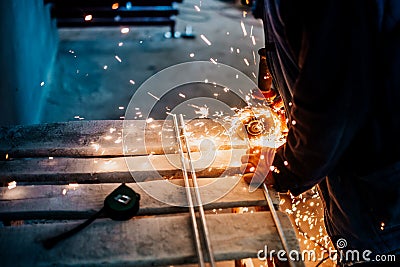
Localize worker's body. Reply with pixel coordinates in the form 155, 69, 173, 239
242, 0, 400, 265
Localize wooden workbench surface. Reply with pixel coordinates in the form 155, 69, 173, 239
0, 119, 304, 267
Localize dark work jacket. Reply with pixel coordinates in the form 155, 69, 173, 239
260, 0, 400, 258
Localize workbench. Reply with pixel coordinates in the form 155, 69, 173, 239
0, 119, 304, 267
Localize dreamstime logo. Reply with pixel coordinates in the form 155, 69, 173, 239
257, 238, 397, 264
122, 61, 278, 207
336, 238, 347, 249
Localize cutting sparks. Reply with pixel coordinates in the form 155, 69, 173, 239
251, 35, 256, 46
115, 55, 122, 62
147, 92, 160, 101
200, 34, 212, 46
121, 27, 129, 34
84, 15, 93, 21
240, 21, 247, 37
8, 181, 16, 190
194, 5, 200, 11
190, 104, 209, 118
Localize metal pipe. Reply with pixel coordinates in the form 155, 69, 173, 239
179, 114, 216, 267
262, 183, 295, 267
172, 114, 205, 267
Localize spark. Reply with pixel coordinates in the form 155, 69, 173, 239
115, 55, 122, 62
223, 87, 230, 92
104, 135, 112, 140
129, 80, 135, 85
120, 116, 125, 119
179, 93, 186, 98
62, 188, 67, 195
251, 35, 256, 45
103, 65, 108, 70
194, 5, 200, 11
200, 34, 212, 46
189, 53, 195, 58
284, 161, 288, 166
118, 42, 123, 46
69, 183, 79, 190
40, 81, 45, 87
243, 58, 250, 66
210, 58, 218, 64
226, 31, 230, 35
292, 120, 297, 125
118, 106, 124, 110
121, 27, 130, 34
8, 181, 16, 190
85, 15, 93, 21
237, 48, 240, 54
5, 153, 8, 160
91, 143, 100, 151
189, 104, 209, 118
49, 157, 53, 160
147, 92, 160, 101
242, 11, 247, 18
240, 21, 247, 37
112, 3, 119, 9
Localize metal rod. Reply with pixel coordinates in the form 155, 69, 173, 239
172, 114, 206, 267
262, 183, 295, 267
179, 114, 216, 267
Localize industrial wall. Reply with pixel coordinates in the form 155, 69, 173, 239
0, 0, 58, 126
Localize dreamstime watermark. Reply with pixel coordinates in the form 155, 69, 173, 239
257, 238, 397, 264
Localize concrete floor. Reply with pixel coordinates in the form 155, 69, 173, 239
41, 0, 335, 266
41, 0, 264, 123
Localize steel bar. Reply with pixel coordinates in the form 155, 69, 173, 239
262, 183, 295, 267
179, 114, 216, 267
172, 114, 206, 267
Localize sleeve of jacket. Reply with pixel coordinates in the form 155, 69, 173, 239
271, 0, 377, 195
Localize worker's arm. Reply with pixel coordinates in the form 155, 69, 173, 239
242, 0, 376, 195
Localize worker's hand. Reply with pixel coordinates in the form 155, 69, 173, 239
240, 146, 276, 190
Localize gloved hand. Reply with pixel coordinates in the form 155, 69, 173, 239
240, 146, 276, 190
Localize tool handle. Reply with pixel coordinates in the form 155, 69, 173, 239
42, 207, 104, 249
